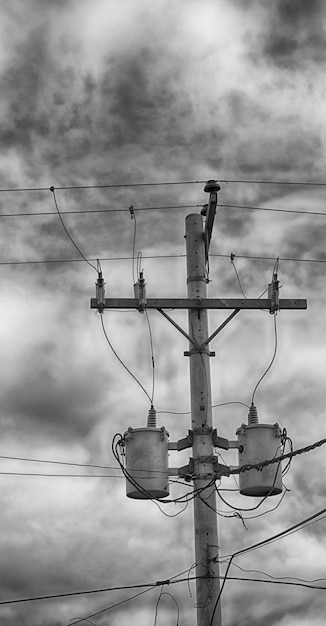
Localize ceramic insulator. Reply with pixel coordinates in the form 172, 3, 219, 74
248, 403, 259, 424
147, 406, 157, 428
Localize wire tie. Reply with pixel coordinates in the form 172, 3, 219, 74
155, 579, 170, 586
129, 204, 135, 219
230, 252, 235, 261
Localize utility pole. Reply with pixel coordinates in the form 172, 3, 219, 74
186, 208, 222, 626
91, 180, 307, 626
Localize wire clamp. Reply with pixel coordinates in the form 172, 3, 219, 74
268, 271, 280, 314
155, 579, 170, 586
96, 272, 106, 313
129, 204, 135, 219
134, 270, 147, 313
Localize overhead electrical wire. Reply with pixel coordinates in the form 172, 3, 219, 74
67, 565, 201, 626
128, 208, 156, 405
0, 582, 158, 606
3, 201, 326, 219
2, 251, 326, 266
0, 204, 201, 217
67, 586, 158, 626
0, 471, 123, 478
251, 313, 278, 405
2, 572, 324, 609
0, 180, 208, 192
2, 177, 326, 194
100, 313, 153, 404
230, 253, 247, 298
50, 187, 98, 273
0, 454, 119, 470
0, 427, 325, 483
153, 589, 180, 626
230, 561, 326, 587
210, 502, 326, 625
145, 310, 156, 406
218, 202, 326, 217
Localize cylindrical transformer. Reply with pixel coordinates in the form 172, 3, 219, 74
123, 426, 169, 499
236, 423, 283, 497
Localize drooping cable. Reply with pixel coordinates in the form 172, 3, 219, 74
68, 586, 157, 626
100, 313, 152, 404
153, 589, 180, 626
230, 253, 247, 298
145, 311, 155, 406
251, 313, 278, 405
50, 187, 98, 272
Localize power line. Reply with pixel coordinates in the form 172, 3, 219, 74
3, 570, 324, 610
251, 313, 278, 404
0, 204, 200, 218
0, 181, 207, 193
231, 561, 326, 587
209, 503, 326, 624
219, 203, 326, 217
219, 179, 326, 186
0, 471, 123, 478
50, 187, 98, 273
2, 178, 326, 194
211, 253, 326, 264
0, 582, 158, 606
0, 454, 118, 470
2, 201, 326, 220
100, 313, 153, 404
67, 586, 157, 626
0, 254, 187, 266
2, 252, 326, 267
0, 454, 172, 477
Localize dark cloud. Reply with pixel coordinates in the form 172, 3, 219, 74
261, 0, 326, 69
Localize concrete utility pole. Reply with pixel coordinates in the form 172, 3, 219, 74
91, 180, 307, 626
186, 210, 222, 626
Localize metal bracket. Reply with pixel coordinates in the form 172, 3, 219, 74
178, 456, 230, 481
212, 431, 229, 450
157, 308, 197, 347
184, 348, 215, 357
168, 430, 193, 451
178, 460, 195, 481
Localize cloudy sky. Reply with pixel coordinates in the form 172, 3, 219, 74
0, 0, 326, 624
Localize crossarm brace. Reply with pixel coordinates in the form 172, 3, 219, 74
157, 308, 197, 348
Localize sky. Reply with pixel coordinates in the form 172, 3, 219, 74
0, 0, 326, 624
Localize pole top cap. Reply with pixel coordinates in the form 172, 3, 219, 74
204, 179, 221, 193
